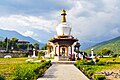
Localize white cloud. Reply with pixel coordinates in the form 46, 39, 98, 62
24, 30, 34, 37
0, 14, 58, 43
0, 15, 57, 33
110, 28, 120, 35
67, 0, 120, 41
0, 0, 120, 44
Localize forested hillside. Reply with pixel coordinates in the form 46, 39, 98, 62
86, 36, 120, 54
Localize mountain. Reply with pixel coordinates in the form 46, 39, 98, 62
0, 29, 44, 47
80, 42, 97, 50
85, 36, 120, 54
0, 36, 4, 41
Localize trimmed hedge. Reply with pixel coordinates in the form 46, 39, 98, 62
96, 61, 106, 65
0, 74, 5, 80
75, 61, 94, 79
13, 60, 51, 80
94, 74, 106, 80
86, 70, 94, 78
75, 60, 106, 79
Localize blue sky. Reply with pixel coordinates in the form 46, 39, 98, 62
0, 0, 120, 46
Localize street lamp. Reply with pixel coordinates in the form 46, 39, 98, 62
11, 46, 13, 53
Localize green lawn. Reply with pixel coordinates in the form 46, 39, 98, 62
0, 58, 28, 79
99, 57, 120, 62
95, 57, 120, 72
0, 57, 27, 63
0, 57, 52, 80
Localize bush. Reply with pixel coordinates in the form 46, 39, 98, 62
94, 74, 106, 80
13, 61, 51, 80
0, 74, 5, 80
112, 54, 118, 57
82, 60, 88, 65
89, 60, 95, 65
96, 61, 105, 65
38, 52, 42, 60
41, 59, 46, 62
86, 70, 94, 78
75, 61, 83, 70
81, 59, 96, 65
96, 58, 99, 62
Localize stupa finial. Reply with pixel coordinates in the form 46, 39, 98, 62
61, 9, 66, 23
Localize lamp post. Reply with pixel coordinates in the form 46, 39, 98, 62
91, 48, 94, 58
6, 38, 8, 52
11, 46, 13, 53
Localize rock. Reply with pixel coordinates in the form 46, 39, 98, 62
4, 55, 12, 58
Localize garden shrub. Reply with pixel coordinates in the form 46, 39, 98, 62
41, 59, 46, 62
82, 60, 88, 65
112, 54, 118, 57
0, 74, 5, 80
13, 64, 37, 80
96, 58, 99, 62
13, 60, 51, 80
81, 59, 96, 65
96, 61, 105, 65
37, 52, 42, 60
75, 61, 84, 70
86, 70, 94, 78
75, 60, 106, 79
84, 66, 91, 72
94, 74, 106, 80
89, 60, 95, 65
108, 62, 120, 64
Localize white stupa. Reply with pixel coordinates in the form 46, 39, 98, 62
91, 48, 94, 58
47, 9, 79, 60
56, 9, 71, 36
32, 48, 37, 58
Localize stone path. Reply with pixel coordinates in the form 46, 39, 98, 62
37, 64, 89, 80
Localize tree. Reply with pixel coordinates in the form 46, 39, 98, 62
4, 37, 10, 52
41, 44, 47, 50
33, 42, 39, 50
1, 41, 6, 49
102, 48, 113, 55
0, 41, 3, 48
11, 38, 18, 50
17, 44, 28, 50
98, 48, 113, 56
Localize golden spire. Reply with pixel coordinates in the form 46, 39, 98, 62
61, 9, 66, 23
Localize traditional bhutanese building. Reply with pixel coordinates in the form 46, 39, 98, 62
47, 9, 80, 61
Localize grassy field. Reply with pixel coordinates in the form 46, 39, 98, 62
1, 57, 120, 80
100, 57, 120, 62
0, 57, 52, 80
0, 58, 28, 79
0, 57, 27, 63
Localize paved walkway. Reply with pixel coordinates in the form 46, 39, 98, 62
37, 64, 89, 80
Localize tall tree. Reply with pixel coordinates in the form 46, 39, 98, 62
11, 38, 18, 50
33, 42, 39, 50
41, 44, 47, 50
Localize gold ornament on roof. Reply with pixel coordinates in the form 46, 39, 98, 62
61, 9, 66, 23
62, 32, 64, 36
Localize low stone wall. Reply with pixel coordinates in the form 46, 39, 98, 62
0, 53, 26, 58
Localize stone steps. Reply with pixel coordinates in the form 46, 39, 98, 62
51, 61, 76, 64
59, 56, 70, 61
59, 58, 69, 61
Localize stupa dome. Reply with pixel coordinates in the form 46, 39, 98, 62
56, 9, 71, 36
56, 23, 71, 36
